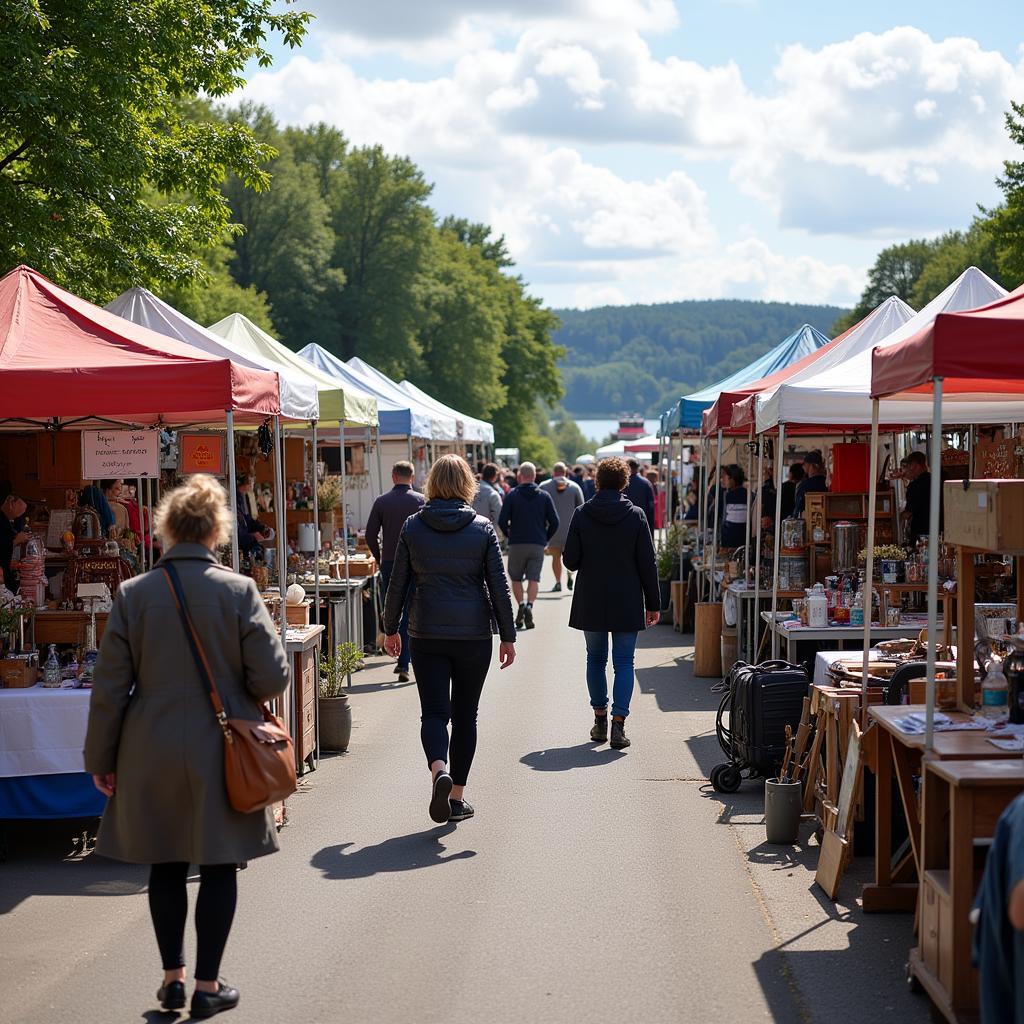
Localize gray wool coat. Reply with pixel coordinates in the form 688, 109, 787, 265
84, 544, 291, 865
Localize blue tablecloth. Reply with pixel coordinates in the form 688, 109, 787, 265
0, 772, 106, 820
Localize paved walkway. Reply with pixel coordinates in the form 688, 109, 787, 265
1, 568, 930, 1023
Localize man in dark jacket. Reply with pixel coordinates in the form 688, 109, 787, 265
563, 456, 660, 751
793, 450, 827, 516
625, 458, 656, 537
498, 461, 558, 631
366, 461, 425, 681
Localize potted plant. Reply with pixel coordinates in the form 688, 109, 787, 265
655, 522, 686, 616
317, 476, 343, 542
319, 641, 364, 752
859, 544, 907, 584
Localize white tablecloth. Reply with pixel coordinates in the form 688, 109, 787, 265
0, 686, 91, 777
812, 649, 882, 687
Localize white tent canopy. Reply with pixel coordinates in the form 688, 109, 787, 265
209, 314, 377, 428
311, 350, 455, 440
394, 377, 495, 444
750, 295, 915, 433
106, 288, 319, 422
759, 268, 1006, 429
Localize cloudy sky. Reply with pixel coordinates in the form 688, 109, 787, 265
244, 1, 1024, 309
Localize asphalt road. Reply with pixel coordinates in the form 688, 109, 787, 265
0, 566, 931, 1024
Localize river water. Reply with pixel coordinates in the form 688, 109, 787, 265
556, 418, 661, 444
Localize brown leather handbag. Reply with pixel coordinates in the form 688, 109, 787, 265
162, 563, 296, 814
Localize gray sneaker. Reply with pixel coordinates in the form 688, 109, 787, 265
610, 719, 631, 750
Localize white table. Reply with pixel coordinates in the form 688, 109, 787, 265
0, 685, 90, 778
760, 612, 939, 666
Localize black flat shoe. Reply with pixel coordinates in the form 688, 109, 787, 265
157, 981, 186, 1011
190, 983, 240, 1019
429, 772, 453, 823
449, 799, 475, 822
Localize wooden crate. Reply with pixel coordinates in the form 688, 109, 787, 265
1, 658, 39, 687
285, 601, 312, 627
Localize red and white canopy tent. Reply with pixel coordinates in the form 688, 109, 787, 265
870, 283, 1024, 748
0, 264, 282, 576
0, 265, 280, 426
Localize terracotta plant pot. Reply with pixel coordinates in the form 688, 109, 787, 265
319, 694, 352, 752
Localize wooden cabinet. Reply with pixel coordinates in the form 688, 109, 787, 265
286, 624, 324, 776
802, 490, 898, 584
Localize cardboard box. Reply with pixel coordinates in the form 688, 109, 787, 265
944, 479, 1024, 553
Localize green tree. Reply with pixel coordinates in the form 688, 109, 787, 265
415, 230, 508, 417
831, 240, 933, 333
223, 106, 342, 350
0, 1, 309, 301
987, 100, 1024, 284
910, 222, 1002, 308
162, 241, 275, 334
328, 145, 435, 371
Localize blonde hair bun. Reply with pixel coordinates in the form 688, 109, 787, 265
154, 474, 233, 549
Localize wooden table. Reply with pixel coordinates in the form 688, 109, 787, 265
911, 759, 1024, 1023
32, 611, 109, 647
876, 583, 954, 651
285, 625, 324, 777
863, 705, 1023, 913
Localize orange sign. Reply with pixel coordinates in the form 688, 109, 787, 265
179, 432, 225, 476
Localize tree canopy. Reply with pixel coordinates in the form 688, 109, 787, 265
0, 0, 309, 301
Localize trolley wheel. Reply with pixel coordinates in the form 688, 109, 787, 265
906, 964, 923, 995
712, 763, 742, 793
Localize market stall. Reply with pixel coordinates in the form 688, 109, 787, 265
0, 265, 281, 819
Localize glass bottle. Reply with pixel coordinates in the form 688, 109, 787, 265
42, 644, 62, 688
981, 656, 1009, 722
850, 582, 864, 627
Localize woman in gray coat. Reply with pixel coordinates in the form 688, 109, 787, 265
85, 474, 289, 1020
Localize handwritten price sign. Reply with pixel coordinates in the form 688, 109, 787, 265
81, 430, 160, 479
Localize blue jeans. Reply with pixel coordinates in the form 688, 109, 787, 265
584, 631, 639, 719
379, 561, 411, 670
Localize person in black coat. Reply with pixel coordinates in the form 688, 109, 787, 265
563, 456, 660, 751
625, 458, 656, 537
384, 455, 517, 825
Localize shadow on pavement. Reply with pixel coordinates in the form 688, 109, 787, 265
342, 679, 416, 695
311, 825, 475, 879
519, 743, 626, 772
683, 730, 726, 779
0, 820, 146, 914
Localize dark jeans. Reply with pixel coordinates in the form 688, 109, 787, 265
584, 631, 639, 719
148, 863, 237, 981
380, 560, 411, 670
410, 637, 492, 786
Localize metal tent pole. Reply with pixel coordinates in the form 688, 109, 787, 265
312, 421, 320, 626
744, 423, 754, 573
708, 428, 723, 603
273, 417, 287, 637
226, 410, 239, 572
770, 423, 786, 660
924, 379, 944, 754
862, 400, 880, 725
137, 478, 146, 572
753, 436, 764, 661
699, 436, 710, 601
339, 423, 353, 688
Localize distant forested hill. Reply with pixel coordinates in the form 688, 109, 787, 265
552, 299, 848, 416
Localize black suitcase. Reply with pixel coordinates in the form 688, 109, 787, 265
712, 660, 809, 792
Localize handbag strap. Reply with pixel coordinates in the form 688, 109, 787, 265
160, 563, 230, 732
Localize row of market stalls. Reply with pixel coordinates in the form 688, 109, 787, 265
659, 265, 1024, 1020
0, 263, 493, 823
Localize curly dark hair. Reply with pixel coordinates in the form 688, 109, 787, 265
596, 457, 629, 492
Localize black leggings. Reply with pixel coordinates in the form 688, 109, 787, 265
148, 863, 237, 981
410, 638, 492, 786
